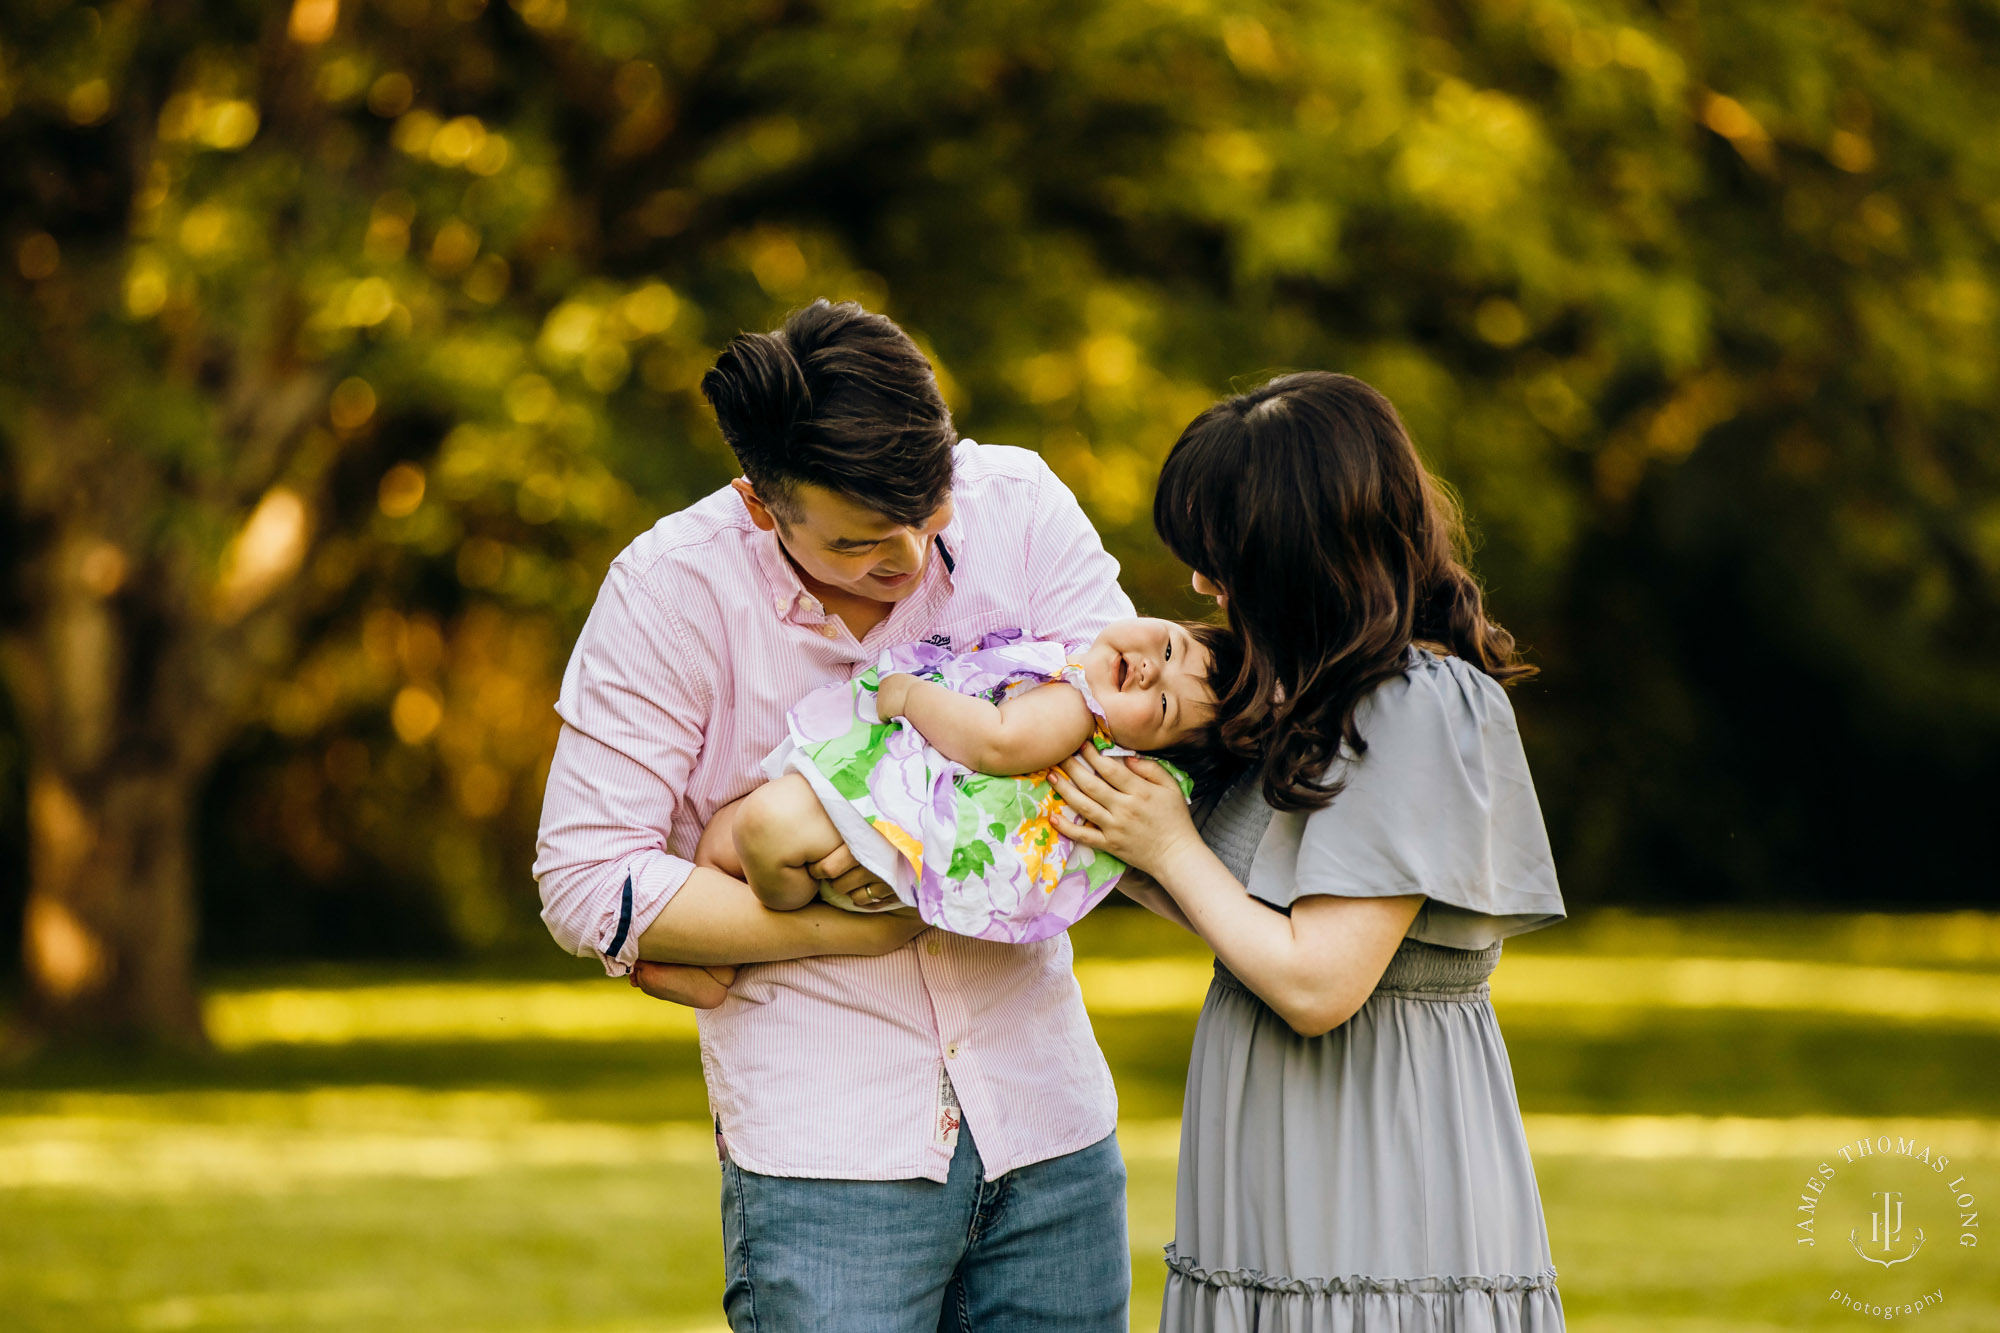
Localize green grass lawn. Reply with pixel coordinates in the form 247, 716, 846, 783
4, 910, 1997, 1332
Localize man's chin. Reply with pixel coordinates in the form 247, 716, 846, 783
859, 569, 922, 598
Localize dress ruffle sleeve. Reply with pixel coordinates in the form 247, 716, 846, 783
1243, 649, 1565, 948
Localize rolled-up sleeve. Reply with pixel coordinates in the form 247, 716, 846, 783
533, 558, 709, 974
1023, 457, 1135, 642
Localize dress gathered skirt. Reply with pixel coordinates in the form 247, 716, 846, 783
1159, 951, 1563, 1331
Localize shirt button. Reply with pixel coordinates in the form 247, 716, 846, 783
819, 623, 837, 638
926, 937, 942, 956
946, 1042, 961, 1059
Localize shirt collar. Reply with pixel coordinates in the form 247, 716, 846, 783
934, 508, 964, 586
751, 522, 820, 623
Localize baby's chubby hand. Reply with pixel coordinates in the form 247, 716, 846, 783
874, 672, 919, 720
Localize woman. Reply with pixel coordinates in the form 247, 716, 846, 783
1051, 372, 1568, 1331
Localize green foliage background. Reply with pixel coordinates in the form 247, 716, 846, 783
3, 0, 1998, 970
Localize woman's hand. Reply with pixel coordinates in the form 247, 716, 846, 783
1048, 743, 1200, 875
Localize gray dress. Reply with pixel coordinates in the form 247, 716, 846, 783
1161, 649, 1567, 1332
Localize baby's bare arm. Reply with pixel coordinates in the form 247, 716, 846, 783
879, 676, 1097, 775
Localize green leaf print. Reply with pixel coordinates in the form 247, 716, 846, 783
948, 840, 996, 884
803, 721, 897, 802
942, 774, 1042, 885
1080, 845, 1126, 893
956, 773, 1045, 830
930, 761, 1193, 892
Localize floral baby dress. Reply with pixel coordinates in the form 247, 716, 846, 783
762, 628, 1191, 943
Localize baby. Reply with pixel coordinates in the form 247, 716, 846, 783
701, 618, 1218, 943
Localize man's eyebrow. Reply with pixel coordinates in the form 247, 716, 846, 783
826, 534, 887, 551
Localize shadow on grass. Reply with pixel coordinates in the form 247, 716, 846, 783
6, 1008, 1998, 1123
0, 1036, 716, 1122
1506, 1008, 2000, 1116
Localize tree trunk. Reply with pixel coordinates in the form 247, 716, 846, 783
19, 764, 206, 1047
4, 388, 325, 1053
1, 520, 218, 1052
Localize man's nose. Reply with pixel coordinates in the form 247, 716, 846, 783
881, 529, 924, 572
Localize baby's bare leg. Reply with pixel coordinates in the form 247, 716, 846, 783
735, 773, 846, 911
693, 795, 749, 879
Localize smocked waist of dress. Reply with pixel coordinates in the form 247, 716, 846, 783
1213, 938, 1501, 1004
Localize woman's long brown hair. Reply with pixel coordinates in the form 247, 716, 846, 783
1153, 371, 1533, 811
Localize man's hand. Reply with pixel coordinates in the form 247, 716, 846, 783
807, 842, 899, 909
1113, 866, 1196, 933
630, 961, 738, 1009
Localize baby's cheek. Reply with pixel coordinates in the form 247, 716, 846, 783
1106, 700, 1142, 748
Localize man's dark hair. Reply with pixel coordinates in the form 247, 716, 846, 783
700, 300, 956, 527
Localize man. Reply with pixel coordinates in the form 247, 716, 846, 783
534, 300, 1134, 1330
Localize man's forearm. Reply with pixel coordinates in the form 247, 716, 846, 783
635, 865, 920, 965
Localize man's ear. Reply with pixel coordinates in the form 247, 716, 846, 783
731, 478, 779, 532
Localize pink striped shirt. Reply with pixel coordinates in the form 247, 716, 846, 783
534, 440, 1133, 1181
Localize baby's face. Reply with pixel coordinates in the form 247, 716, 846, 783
1078, 617, 1216, 752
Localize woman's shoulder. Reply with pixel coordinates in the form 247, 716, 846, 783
1347, 645, 1518, 761
1254, 645, 1562, 944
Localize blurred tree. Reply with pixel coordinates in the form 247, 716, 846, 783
3, 0, 1997, 1043
0, 0, 693, 1043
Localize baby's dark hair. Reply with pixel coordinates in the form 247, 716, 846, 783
1149, 621, 1250, 804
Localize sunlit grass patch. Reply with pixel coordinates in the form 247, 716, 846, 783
6, 912, 1999, 1331
3, 1102, 1996, 1331
5, 1095, 1989, 1197
171, 909, 2000, 1051
193, 956, 2000, 1052
0, 1091, 718, 1194
1508, 908, 2000, 969
1073, 954, 2000, 1026
1524, 1114, 2000, 1159
0, 1159, 734, 1333
205, 980, 697, 1048
1071, 906, 2000, 969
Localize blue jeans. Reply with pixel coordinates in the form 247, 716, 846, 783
719, 1121, 1129, 1331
